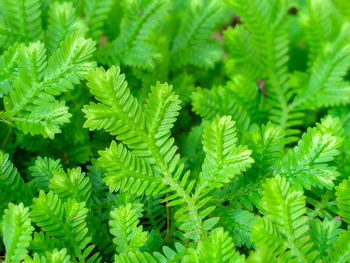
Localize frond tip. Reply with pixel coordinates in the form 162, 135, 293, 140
198, 115, 254, 191
2, 203, 34, 262
109, 203, 148, 254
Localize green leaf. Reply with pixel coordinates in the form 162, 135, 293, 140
183, 228, 244, 263
49, 167, 92, 202
309, 218, 342, 260
336, 177, 350, 224
171, 0, 225, 69
197, 115, 254, 193
109, 203, 148, 253
2, 203, 34, 263
29, 156, 62, 191
45, 1, 87, 54
327, 227, 350, 263
274, 116, 343, 190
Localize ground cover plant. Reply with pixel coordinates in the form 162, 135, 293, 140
1, 0, 350, 262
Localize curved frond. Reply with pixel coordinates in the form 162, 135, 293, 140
171, 0, 225, 69
191, 86, 252, 131
197, 115, 253, 193
336, 177, 350, 224
84, 0, 113, 41
82, 66, 145, 148
109, 203, 148, 253
183, 228, 245, 263
253, 175, 317, 262
0, 151, 29, 204
293, 24, 350, 109
2, 34, 95, 138
44, 33, 96, 95
327, 227, 350, 263
0, 0, 43, 48
274, 116, 343, 190
98, 141, 164, 195
309, 218, 342, 260
49, 167, 92, 202
2, 203, 34, 263
110, 0, 170, 69
30, 191, 97, 260
45, 1, 87, 54
0, 43, 19, 97
29, 156, 62, 191
248, 122, 283, 175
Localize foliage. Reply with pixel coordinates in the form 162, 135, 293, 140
1, 0, 350, 262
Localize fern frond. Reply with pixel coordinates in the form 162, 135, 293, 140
45, 1, 87, 54
196, 115, 253, 194
11, 100, 72, 139
309, 218, 342, 260
183, 228, 245, 263
144, 81, 181, 161
2, 203, 34, 263
267, 85, 304, 144
11, 41, 47, 109
49, 167, 92, 202
0, 43, 19, 97
30, 191, 98, 260
214, 207, 257, 248
274, 116, 343, 190
0, 150, 29, 204
262, 176, 307, 238
336, 177, 350, 224
43, 33, 96, 95
83, 66, 182, 179
153, 243, 187, 263
82, 66, 145, 146
29, 156, 62, 191
0, 0, 43, 48
231, 0, 301, 143
2, 33, 95, 138
183, 116, 253, 240
191, 86, 252, 131
171, 0, 225, 69
252, 175, 317, 262
109, 0, 170, 69
327, 227, 350, 263
292, 24, 350, 109
109, 203, 148, 253
83, 0, 113, 41
248, 122, 283, 176
83, 66, 201, 240
300, 0, 339, 66
24, 248, 71, 263
251, 217, 287, 256
84, 66, 254, 241
114, 251, 158, 263
100, 141, 165, 195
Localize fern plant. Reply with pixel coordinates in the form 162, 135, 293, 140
2, 0, 350, 262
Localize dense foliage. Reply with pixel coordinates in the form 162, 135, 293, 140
1, 0, 350, 262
